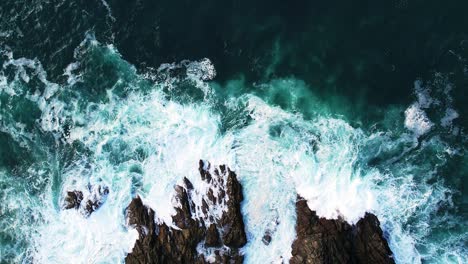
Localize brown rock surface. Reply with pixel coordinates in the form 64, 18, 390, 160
290, 197, 395, 264
63, 190, 83, 209
125, 160, 246, 264
62, 184, 109, 216
124, 161, 395, 264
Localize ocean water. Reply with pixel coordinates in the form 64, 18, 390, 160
0, 1, 467, 264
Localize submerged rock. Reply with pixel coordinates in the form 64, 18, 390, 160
262, 232, 272, 246
290, 197, 395, 264
125, 161, 246, 264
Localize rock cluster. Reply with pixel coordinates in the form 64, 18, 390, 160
290, 197, 395, 264
125, 160, 246, 264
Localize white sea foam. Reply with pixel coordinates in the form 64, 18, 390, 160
0, 40, 465, 264
441, 108, 459, 127
404, 103, 433, 137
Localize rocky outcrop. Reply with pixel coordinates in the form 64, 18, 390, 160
63, 184, 109, 217
125, 160, 246, 264
290, 197, 395, 264
124, 161, 394, 264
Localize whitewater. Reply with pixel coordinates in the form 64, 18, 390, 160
0, 36, 466, 264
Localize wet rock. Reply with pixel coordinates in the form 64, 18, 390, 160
83, 185, 109, 216
262, 232, 272, 245
212, 249, 244, 264
290, 197, 395, 264
62, 184, 109, 217
183, 177, 194, 190
205, 224, 221, 247
220, 171, 247, 248
125, 161, 246, 263
63, 190, 83, 209
354, 213, 395, 264
125, 196, 158, 263
172, 185, 196, 229
125, 196, 206, 264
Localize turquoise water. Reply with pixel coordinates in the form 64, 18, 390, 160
1, 1, 467, 263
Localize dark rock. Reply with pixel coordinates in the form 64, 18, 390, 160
199, 160, 211, 182
354, 213, 395, 264
63, 190, 83, 209
125, 161, 247, 263
218, 188, 226, 201
125, 196, 158, 263
124, 162, 394, 263
183, 177, 194, 190
62, 184, 109, 217
125, 196, 205, 264
213, 249, 244, 264
262, 232, 272, 245
172, 185, 196, 229
207, 188, 216, 204
290, 197, 394, 264
205, 224, 221, 247
83, 185, 109, 216
201, 199, 209, 215
220, 171, 247, 248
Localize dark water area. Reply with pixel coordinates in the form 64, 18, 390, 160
1, 0, 467, 107
0, 1, 467, 263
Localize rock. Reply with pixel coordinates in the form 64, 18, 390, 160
183, 177, 194, 190
83, 185, 109, 216
125, 164, 394, 264
354, 213, 395, 264
125, 195, 205, 264
220, 171, 247, 248
172, 185, 197, 229
63, 190, 83, 209
212, 250, 244, 264
262, 232, 272, 245
62, 184, 109, 217
290, 197, 395, 264
125, 196, 158, 263
197, 160, 247, 249
125, 161, 247, 263
205, 224, 221, 247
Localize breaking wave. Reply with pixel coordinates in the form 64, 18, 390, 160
0, 36, 466, 263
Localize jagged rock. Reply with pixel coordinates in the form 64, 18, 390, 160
84, 185, 109, 216
125, 164, 394, 264
125, 195, 205, 264
173, 185, 197, 229
220, 171, 247, 248
125, 161, 247, 263
183, 177, 194, 190
205, 224, 221, 247
354, 213, 395, 264
290, 197, 394, 264
125, 196, 158, 263
62, 184, 109, 216
63, 190, 83, 209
